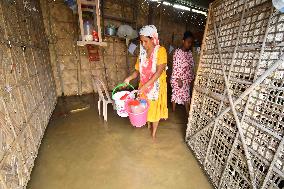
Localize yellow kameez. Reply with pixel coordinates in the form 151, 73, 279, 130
135, 46, 168, 122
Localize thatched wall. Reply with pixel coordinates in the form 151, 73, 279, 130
41, 0, 205, 96
0, 0, 57, 188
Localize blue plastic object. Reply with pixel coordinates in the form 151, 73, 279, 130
273, 0, 284, 13
139, 99, 147, 109
64, 0, 77, 13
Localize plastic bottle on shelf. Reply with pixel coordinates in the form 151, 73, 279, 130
84, 20, 94, 41
93, 30, 99, 42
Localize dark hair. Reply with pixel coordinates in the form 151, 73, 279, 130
183, 31, 193, 40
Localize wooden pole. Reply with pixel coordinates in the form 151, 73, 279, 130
96, 0, 102, 43
186, 4, 211, 139
158, 1, 163, 32
77, 0, 85, 41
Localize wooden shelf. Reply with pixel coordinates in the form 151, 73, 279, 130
81, 0, 96, 6
77, 41, 107, 46
82, 8, 95, 12
77, 0, 105, 47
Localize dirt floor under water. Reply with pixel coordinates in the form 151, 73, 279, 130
27, 94, 213, 189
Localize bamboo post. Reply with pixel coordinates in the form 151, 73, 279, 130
121, 0, 130, 75
76, 48, 82, 95
77, 0, 83, 95
114, 39, 118, 85
101, 0, 105, 37
96, 0, 102, 43
77, 0, 84, 41
102, 52, 109, 90
158, 1, 163, 32
186, 4, 211, 139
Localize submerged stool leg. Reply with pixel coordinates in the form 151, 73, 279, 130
104, 101, 108, 121
98, 99, 101, 115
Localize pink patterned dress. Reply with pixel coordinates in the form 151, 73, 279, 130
171, 48, 195, 105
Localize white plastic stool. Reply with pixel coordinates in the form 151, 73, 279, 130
91, 76, 114, 121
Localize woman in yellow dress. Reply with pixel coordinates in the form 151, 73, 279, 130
124, 25, 168, 139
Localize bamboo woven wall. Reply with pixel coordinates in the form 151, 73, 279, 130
42, 0, 205, 96
0, 0, 57, 188
186, 0, 284, 188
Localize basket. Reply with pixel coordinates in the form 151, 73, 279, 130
112, 83, 134, 117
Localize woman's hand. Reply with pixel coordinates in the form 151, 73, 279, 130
124, 71, 139, 86
177, 79, 183, 88
124, 77, 131, 84
139, 85, 147, 94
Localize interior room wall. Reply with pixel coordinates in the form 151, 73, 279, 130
41, 0, 206, 96
0, 0, 57, 188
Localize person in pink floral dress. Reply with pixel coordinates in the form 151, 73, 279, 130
171, 31, 195, 114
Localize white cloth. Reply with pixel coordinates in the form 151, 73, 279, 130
128, 43, 137, 55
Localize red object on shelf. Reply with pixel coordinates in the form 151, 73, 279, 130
86, 45, 100, 61
92, 30, 99, 42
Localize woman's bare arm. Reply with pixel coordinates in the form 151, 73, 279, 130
124, 70, 139, 83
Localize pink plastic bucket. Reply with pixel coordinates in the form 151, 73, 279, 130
126, 99, 149, 127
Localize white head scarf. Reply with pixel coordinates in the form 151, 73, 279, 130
139, 25, 159, 45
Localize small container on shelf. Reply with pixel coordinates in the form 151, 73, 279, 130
105, 24, 117, 36
84, 20, 94, 41
92, 30, 99, 42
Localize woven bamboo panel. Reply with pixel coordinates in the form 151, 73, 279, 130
0, 0, 57, 188
186, 0, 284, 189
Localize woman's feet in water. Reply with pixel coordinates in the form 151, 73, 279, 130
147, 122, 157, 140
147, 122, 151, 130
151, 122, 159, 140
